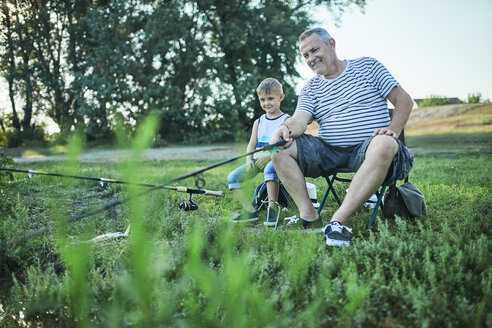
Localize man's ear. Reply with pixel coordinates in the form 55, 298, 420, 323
329, 38, 336, 49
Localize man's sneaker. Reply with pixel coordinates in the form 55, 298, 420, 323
264, 206, 279, 227
231, 210, 259, 223
324, 221, 352, 247
280, 216, 324, 233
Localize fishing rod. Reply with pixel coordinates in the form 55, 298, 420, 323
170, 139, 287, 183
1, 139, 286, 188
0, 167, 225, 197
1, 186, 158, 249
0, 139, 286, 250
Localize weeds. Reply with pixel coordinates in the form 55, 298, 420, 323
0, 132, 491, 327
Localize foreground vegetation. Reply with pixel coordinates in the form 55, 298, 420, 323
0, 128, 491, 327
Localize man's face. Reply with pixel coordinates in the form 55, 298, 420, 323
299, 34, 336, 76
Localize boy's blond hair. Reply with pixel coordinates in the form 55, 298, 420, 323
256, 78, 283, 95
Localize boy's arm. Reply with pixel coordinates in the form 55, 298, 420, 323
245, 119, 259, 169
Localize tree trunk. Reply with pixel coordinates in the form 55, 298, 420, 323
2, 4, 21, 130
20, 34, 34, 137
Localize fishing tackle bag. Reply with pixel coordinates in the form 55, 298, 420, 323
383, 181, 428, 218
252, 182, 292, 211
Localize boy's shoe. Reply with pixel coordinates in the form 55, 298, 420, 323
280, 216, 324, 233
324, 221, 352, 247
231, 210, 259, 223
263, 207, 279, 227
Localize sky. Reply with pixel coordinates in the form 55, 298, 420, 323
297, 0, 492, 101
1, 0, 491, 123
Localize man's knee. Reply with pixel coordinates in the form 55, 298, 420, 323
367, 135, 398, 162
271, 140, 297, 165
271, 150, 284, 166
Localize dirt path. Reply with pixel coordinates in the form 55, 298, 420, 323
12, 145, 241, 164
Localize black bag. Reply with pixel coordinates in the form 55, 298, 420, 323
252, 182, 292, 211
383, 181, 427, 219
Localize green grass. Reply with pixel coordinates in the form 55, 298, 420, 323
0, 131, 491, 327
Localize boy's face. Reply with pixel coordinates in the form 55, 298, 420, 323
257, 91, 285, 114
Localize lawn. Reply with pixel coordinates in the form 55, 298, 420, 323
0, 127, 491, 327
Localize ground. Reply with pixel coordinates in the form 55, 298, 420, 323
6, 103, 491, 163
11, 144, 241, 163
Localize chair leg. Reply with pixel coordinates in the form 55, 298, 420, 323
367, 185, 387, 229
329, 175, 342, 206
317, 175, 342, 215
318, 186, 330, 215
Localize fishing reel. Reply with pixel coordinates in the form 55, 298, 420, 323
179, 193, 198, 211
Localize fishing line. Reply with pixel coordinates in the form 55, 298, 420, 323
0, 139, 286, 249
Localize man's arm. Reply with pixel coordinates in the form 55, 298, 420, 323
373, 86, 413, 138
270, 111, 312, 149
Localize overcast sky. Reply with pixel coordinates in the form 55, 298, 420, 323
297, 0, 492, 101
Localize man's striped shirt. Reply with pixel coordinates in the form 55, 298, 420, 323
296, 57, 399, 147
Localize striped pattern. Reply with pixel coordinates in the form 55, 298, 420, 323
296, 57, 399, 147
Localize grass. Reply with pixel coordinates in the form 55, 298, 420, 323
0, 123, 491, 327
405, 103, 492, 134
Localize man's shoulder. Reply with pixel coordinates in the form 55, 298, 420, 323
302, 75, 324, 92
349, 56, 379, 67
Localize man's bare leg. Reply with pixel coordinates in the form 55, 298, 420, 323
331, 135, 398, 225
271, 140, 318, 221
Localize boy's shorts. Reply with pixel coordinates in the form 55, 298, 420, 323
296, 134, 414, 186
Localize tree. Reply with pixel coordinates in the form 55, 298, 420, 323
0, 1, 22, 132
0, 0, 367, 144
467, 92, 481, 104
418, 95, 455, 108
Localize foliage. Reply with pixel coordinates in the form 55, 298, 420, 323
0, 0, 366, 144
418, 95, 460, 108
0, 129, 491, 327
0, 146, 14, 180
467, 92, 482, 104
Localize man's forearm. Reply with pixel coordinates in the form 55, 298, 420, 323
280, 118, 307, 138
388, 88, 413, 136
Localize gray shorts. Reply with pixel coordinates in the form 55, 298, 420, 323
296, 134, 414, 186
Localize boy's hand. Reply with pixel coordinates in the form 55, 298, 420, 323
246, 160, 257, 173
254, 155, 270, 171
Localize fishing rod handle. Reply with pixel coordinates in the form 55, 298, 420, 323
259, 139, 287, 151
174, 186, 225, 197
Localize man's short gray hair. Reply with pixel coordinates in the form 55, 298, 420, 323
299, 28, 331, 45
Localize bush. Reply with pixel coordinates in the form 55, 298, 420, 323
418, 95, 457, 108
467, 92, 482, 103
0, 130, 8, 147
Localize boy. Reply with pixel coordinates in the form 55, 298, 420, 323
227, 78, 290, 226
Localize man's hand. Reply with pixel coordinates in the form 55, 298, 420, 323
270, 124, 293, 149
254, 155, 270, 171
372, 127, 398, 139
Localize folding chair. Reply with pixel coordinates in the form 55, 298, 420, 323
316, 130, 407, 228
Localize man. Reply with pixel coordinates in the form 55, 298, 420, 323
270, 28, 414, 246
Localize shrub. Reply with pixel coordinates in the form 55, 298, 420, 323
418, 95, 457, 108
467, 92, 482, 103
